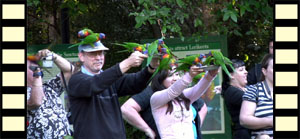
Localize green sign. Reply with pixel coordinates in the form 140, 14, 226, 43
28, 44, 78, 58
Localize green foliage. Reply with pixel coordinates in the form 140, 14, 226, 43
27, 0, 40, 7
131, 0, 273, 67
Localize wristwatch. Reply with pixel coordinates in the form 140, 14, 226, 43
148, 64, 156, 70
33, 68, 43, 77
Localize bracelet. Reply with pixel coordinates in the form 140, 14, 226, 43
32, 85, 43, 87
52, 53, 57, 61
148, 64, 156, 70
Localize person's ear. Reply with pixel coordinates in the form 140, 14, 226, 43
230, 72, 235, 80
262, 68, 267, 76
78, 53, 85, 62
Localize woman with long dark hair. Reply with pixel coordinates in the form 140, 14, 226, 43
221, 59, 250, 139
150, 65, 219, 139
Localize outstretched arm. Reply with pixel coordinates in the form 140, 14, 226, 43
150, 66, 203, 109
184, 68, 219, 103
150, 72, 193, 109
37, 49, 74, 83
115, 52, 160, 96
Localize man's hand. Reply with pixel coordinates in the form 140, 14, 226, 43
128, 51, 148, 68
148, 57, 160, 73
120, 51, 148, 73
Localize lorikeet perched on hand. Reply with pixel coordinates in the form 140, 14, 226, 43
204, 51, 235, 78
175, 54, 206, 84
115, 42, 148, 54
115, 38, 175, 84
147, 55, 175, 84
146, 40, 159, 66
115, 38, 172, 67
68, 29, 105, 48
175, 54, 206, 73
27, 53, 52, 76
147, 40, 175, 84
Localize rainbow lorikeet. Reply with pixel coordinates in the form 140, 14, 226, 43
27, 54, 52, 76
146, 39, 169, 66
115, 42, 148, 54
77, 28, 94, 39
192, 72, 206, 84
204, 51, 235, 78
115, 38, 169, 67
157, 39, 176, 58
175, 54, 207, 84
147, 49, 174, 84
68, 29, 105, 48
175, 54, 206, 73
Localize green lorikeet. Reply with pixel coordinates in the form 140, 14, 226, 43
115, 42, 147, 54
69, 29, 105, 48
147, 44, 175, 84
204, 51, 235, 78
192, 72, 206, 84
175, 54, 206, 73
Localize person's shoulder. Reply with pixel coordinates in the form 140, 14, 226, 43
224, 86, 239, 95
69, 71, 86, 83
245, 84, 256, 92
256, 63, 262, 68
132, 86, 153, 99
245, 82, 262, 96
247, 82, 262, 89
71, 71, 85, 78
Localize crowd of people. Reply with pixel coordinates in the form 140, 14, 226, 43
26, 29, 273, 139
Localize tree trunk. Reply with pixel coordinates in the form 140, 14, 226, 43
61, 8, 70, 44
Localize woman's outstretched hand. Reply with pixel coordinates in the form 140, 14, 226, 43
189, 65, 204, 78
208, 67, 220, 78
